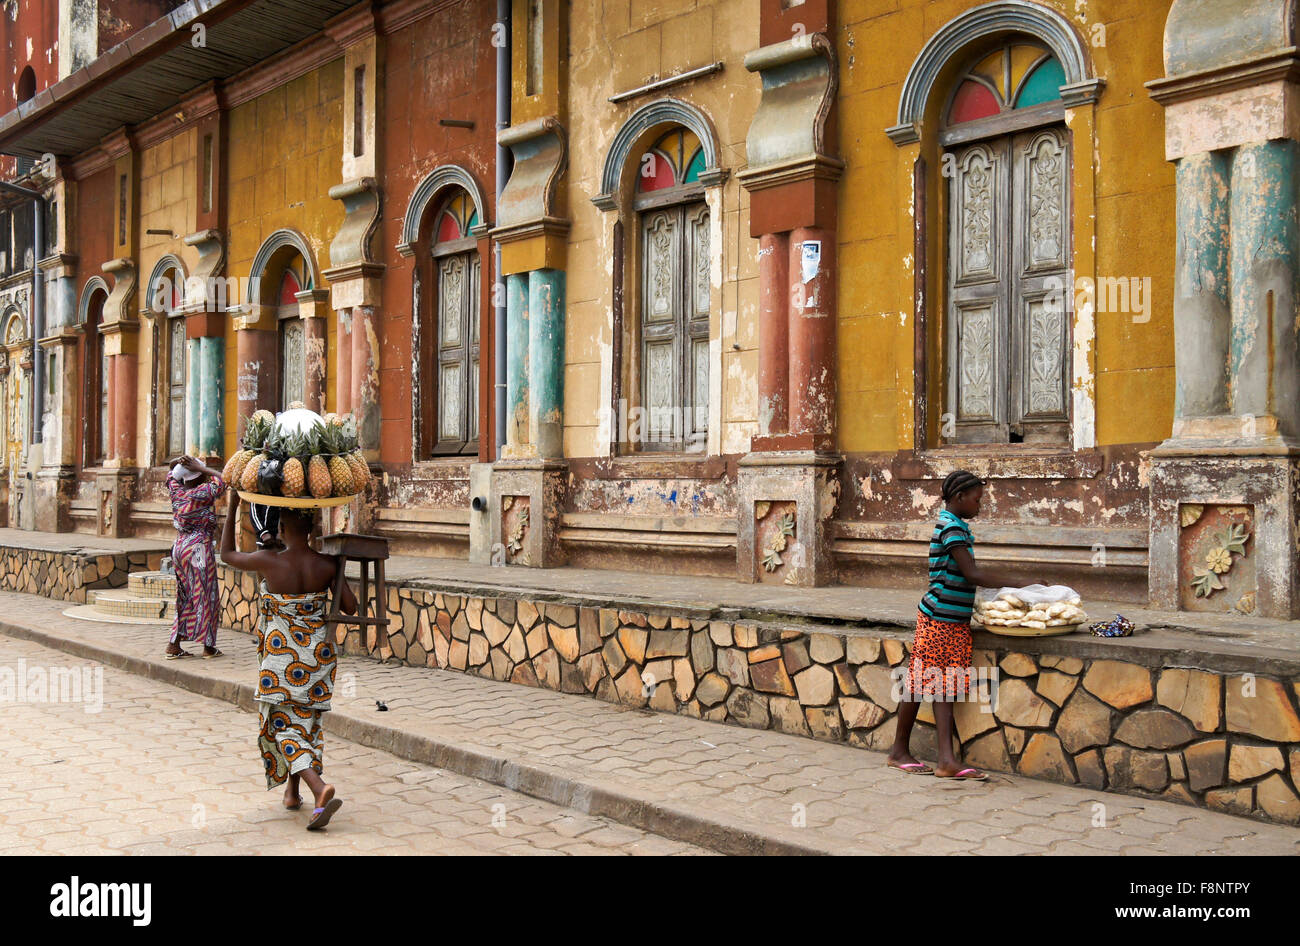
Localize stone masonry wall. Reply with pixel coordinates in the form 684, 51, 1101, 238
0, 546, 164, 603
215, 566, 1300, 826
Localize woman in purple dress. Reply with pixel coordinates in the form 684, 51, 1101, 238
164, 455, 226, 659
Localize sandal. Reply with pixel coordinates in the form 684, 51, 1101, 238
888, 761, 935, 775
306, 799, 342, 831
201, 648, 224, 659
164, 650, 192, 660
936, 767, 988, 781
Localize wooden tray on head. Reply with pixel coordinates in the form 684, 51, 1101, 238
972, 617, 1085, 638
237, 490, 356, 509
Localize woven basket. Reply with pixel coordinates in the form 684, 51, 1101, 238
237, 490, 357, 509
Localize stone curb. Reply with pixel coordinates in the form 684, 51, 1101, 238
0, 618, 831, 856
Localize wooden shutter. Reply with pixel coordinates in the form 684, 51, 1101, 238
639, 200, 709, 453
167, 317, 186, 456
434, 250, 479, 454
1010, 127, 1070, 441
946, 126, 1069, 444
280, 318, 304, 410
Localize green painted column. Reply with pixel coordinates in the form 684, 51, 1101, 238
506, 273, 530, 449
186, 337, 202, 457
528, 268, 565, 458
1174, 151, 1230, 419
198, 335, 224, 459
1229, 140, 1300, 433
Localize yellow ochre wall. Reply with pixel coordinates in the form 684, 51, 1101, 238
563, 0, 762, 458
222, 62, 345, 458
836, 0, 1175, 454
134, 128, 200, 469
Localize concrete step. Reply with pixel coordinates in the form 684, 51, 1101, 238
89, 590, 171, 620
128, 570, 177, 598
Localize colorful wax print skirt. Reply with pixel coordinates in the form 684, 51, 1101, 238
904, 610, 973, 700
255, 587, 337, 789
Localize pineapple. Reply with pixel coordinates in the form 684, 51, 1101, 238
223, 448, 253, 484
230, 408, 275, 483
240, 453, 266, 491
321, 422, 355, 496
346, 451, 369, 491
308, 456, 333, 499
304, 424, 333, 499
281, 432, 306, 498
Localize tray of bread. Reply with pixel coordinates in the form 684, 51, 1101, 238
972, 585, 1088, 637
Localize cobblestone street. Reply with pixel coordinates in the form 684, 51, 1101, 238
0, 636, 707, 855
2, 594, 1298, 855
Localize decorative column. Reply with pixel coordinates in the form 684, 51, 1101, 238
505, 272, 530, 451
735, 3, 842, 587
1147, 0, 1300, 618
485, 89, 571, 563
34, 160, 80, 531
296, 288, 330, 415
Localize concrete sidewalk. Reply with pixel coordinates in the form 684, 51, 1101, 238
3, 590, 1297, 855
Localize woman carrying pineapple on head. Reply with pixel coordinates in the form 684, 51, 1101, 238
220, 490, 358, 830
218, 406, 369, 829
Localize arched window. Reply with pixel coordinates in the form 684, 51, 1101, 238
16, 67, 35, 104
942, 44, 1069, 444
89, 290, 108, 463
426, 188, 480, 456
633, 127, 709, 452
161, 275, 185, 457
146, 264, 186, 460
277, 265, 305, 410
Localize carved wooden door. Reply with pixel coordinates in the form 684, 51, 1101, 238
946, 126, 1069, 443
639, 200, 709, 452
434, 249, 480, 454
167, 315, 187, 457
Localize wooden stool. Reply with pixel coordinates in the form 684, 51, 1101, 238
319, 532, 390, 655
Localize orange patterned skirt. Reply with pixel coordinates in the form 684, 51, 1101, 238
904, 610, 972, 700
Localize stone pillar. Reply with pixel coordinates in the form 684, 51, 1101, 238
34, 327, 79, 532
736, 20, 842, 587
185, 337, 202, 457
296, 288, 330, 416
758, 231, 789, 438
234, 324, 276, 438
788, 226, 836, 442
110, 351, 138, 464
1172, 152, 1230, 422
198, 336, 224, 458
1148, 3, 1300, 618
1229, 140, 1300, 432
335, 308, 353, 415
527, 268, 564, 458
350, 304, 380, 458
505, 273, 529, 452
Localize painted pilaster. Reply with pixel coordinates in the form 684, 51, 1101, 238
198, 336, 223, 458
185, 336, 202, 457
1172, 151, 1230, 422
1148, 0, 1300, 618
505, 272, 529, 452
351, 305, 380, 458
527, 268, 565, 459
757, 231, 789, 438
736, 2, 841, 587
1228, 140, 1300, 435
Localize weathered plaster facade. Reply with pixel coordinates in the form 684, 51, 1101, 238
0, 0, 1294, 622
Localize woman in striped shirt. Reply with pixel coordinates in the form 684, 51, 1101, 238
887, 470, 1022, 780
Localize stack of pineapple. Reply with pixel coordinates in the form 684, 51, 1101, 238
222, 409, 371, 501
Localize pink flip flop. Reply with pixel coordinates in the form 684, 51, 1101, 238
936, 767, 988, 781
888, 761, 935, 775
